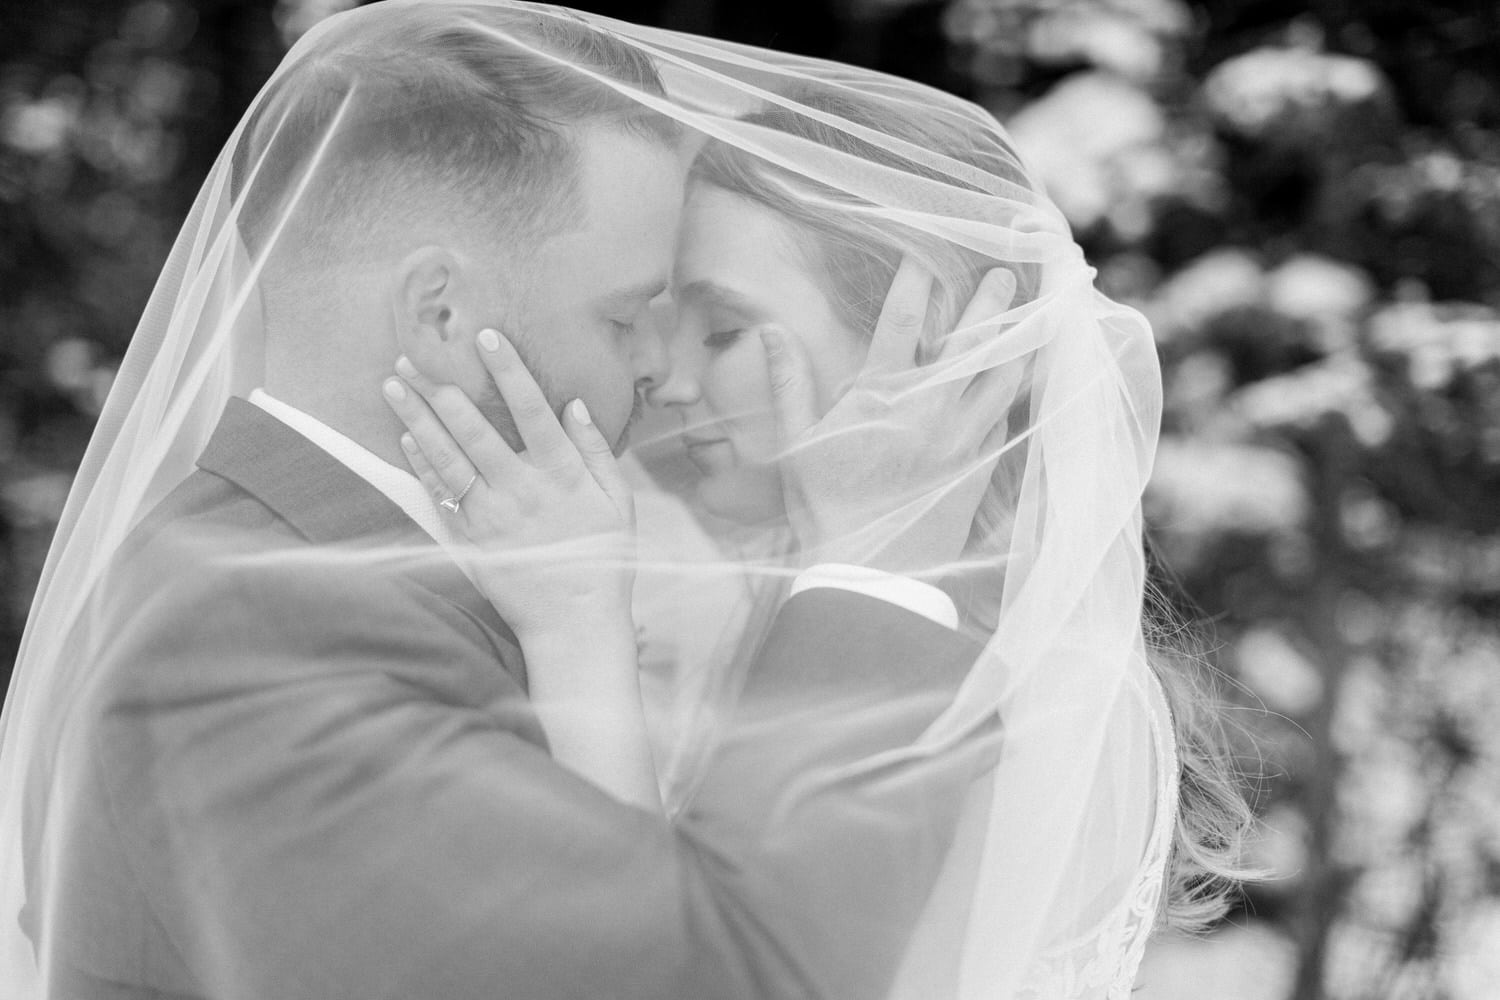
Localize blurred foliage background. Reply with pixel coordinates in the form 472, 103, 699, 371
2, 1, 1497, 997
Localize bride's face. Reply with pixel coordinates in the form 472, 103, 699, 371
655, 184, 867, 523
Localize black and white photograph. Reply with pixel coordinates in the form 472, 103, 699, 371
1, 2, 1497, 998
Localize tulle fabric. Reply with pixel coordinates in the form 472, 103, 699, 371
0, 3, 1173, 997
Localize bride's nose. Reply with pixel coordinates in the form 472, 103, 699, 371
646, 360, 701, 409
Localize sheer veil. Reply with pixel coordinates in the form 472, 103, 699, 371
0, 3, 1175, 998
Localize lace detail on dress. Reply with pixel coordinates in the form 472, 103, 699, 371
1017, 673, 1180, 999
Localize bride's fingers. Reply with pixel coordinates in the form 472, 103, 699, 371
923, 269, 1020, 406
382, 376, 484, 497
400, 433, 467, 511
562, 399, 635, 523
393, 356, 519, 483
864, 256, 933, 375
759, 326, 820, 444
475, 329, 579, 476
941, 268, 1017, 361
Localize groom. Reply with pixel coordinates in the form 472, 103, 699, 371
34, 7, 988, 999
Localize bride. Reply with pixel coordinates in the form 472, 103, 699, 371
389, 42, 1256, 1000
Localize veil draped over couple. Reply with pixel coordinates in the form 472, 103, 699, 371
0, 2, 1255, 998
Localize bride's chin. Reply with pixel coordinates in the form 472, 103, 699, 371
695, 465, 786, 526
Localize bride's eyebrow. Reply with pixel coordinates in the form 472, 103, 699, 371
677, 279, 755, 313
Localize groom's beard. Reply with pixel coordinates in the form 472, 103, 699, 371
478, 383, 525, 454
478, 382, 643, 457
612, 391, 645, 457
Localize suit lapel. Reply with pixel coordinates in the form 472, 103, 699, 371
197, 398, 526, 685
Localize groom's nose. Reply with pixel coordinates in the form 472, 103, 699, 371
629, 316, 670, 390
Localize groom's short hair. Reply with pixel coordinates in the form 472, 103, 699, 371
231, 4, 678, 268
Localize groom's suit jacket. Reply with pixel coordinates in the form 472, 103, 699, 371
37, 399, 989, 1000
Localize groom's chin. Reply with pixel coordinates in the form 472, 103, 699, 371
611, 420, 632, 457
610, 396, 646, 457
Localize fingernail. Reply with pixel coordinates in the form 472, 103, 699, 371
394, 356, 416, 379
478, 328, 501, 352
759, 326, 782, 349
569, 398, 592, 425
400, 433, 417, 452
383, 378, 406, 401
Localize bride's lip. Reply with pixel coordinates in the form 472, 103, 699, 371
682, 435, 729, 471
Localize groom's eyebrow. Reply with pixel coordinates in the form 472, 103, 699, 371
599, 278, 669, 311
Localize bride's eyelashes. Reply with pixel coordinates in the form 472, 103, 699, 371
703, 328, 744, 351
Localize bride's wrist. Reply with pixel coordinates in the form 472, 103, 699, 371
516, 612, 640, 683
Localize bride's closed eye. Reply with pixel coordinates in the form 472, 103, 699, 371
704, 329, 744, 350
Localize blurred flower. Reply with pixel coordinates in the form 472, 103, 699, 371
1204, 46, 1395, 151
1147, 436, 1309, 537
1233, 356, 1393, 448
1338, 741, 1428, 857
1265, 254, 1374, 356
1008, 72, 1165, 234
1331, 655, 1386, 753
1447, 901, 1500, 999
1235, 626, 1325, 716
1135, 922, 1298, 1000
128, 58, 192, 119
1145, 248, 1265, 345
1250, 802, 1312, 887
2, 96, 78, 155
1161, 350, 1233, 429
947, 0, 1192, 83
43, 338, 116, 416
274, 0, 359, 47
119, 1, 198, 52
1337, 482, 1399, 552
1350, 860, 1425, 928
46, 338, 96, 393
1367, 301, 1500, 392
0, 473, 73, 530
1026, 3, 1180, 82
1398, 529, 1500, 596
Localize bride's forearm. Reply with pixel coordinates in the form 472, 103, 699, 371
519, 615, 663, 814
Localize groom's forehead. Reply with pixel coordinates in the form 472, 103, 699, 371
570, 129, 685, 239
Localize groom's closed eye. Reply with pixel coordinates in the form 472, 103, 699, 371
597, 278, 669, 316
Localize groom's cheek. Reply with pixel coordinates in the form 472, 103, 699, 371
478, 384, 524, 453
609, 393, 646, 456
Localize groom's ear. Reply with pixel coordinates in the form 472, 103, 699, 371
392, 245, 475, 370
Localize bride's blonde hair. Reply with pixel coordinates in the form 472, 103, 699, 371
689, 89, 1260, 932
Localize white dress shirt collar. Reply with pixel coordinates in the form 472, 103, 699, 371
248, 389, 458, 548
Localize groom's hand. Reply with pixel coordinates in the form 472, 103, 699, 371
383, 329, 636, 642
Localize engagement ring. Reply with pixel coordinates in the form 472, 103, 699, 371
440, 474, 478, 514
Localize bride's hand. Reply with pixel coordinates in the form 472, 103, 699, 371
384, 331, 660, 812
760, 259, 1019, 574
382, 328, 636, 644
